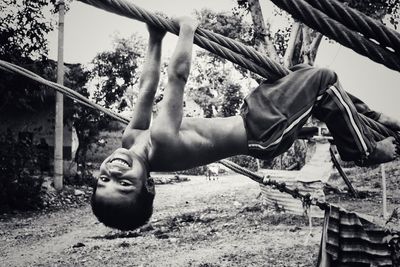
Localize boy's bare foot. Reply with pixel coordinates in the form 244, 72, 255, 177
378, 113, 400, 131
356, 136, 399, 166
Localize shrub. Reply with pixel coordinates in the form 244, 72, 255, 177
0, 130, 44, 211
64, 165, 97, 187
176, 165, 208, 175
262, 140, 307, 170
228, 155, 259, 172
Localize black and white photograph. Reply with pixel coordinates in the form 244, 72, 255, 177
1, 0, 400, 266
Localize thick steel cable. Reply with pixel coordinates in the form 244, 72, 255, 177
1, 59, 398, 211
270, 0, 400, 73
2, 60, 395, 145
195, 27, 289, 77
80, 0, 400, 73
78, 0, 289, 80
192, 35, 276, 79
3, 62, 394, 228
219, 159, 329, 211
0, 60, 130, 124
304, 0, 400, 53
359, 113, 400, 143
78, 0, 400, 140
0, 60, 326, 212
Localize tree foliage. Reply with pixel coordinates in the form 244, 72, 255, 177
91, 35, 146, 112
188, 50, 245, 118
195, 8, 254, 75
0, 0, 62, 62
0, 128, 44, 211
343, 0, 400, 23
63, 64, 108, 172
237, 0, 400, 66
232, 0, 400, 169
195, 8, 254, 46
0, 0, 68, 110
184, 9, 252, 118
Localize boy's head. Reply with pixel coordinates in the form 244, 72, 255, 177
91, 148, 155, 231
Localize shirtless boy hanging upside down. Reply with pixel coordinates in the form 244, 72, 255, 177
91, 18, 400, 231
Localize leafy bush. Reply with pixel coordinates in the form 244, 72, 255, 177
228, 155, 259, 172
176, 165, 208, 175
262, 140, 307, 170
64, 164, 97, 187
0, 130, 44, 211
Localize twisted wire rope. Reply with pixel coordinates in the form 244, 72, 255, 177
304, 0, 400, 53
77, 0, 400, 140
79, 0, 289, 79
0, 60, 130, 124
2, 1, 397, 160
219, 159, 329, 211
270, 0, 400, 72
1, 63, 398, 214
360, 113, 400, 143
1, 1, 399, 217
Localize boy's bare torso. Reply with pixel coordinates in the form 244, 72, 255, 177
122, 116, 248, 172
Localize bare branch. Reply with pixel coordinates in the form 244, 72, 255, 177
301, 26, 318, 64
309, 32, 323, 63
283, 21, 302, 68
247, 0, 279, 62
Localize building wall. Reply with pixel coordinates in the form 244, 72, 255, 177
0, 103, 73, 160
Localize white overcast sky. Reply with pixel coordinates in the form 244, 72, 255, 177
47, 0, 400, 117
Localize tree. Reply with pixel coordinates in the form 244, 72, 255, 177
231, 0, 400, 169
0, 0, 70, 112
90, 34, 146, 112
184, 9, 252, 118
195, 8, 255, 76
62, 34, 146, 172
0, 0, 65, 62
63, 64, 98, 172
188, 50, 245, 118
237, 0, 400, 68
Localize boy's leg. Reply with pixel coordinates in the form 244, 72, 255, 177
313, 79, 398, 165
348, 92, 400, 132
313, 80, 376, 162
346, 92, 381, 121
243, 65, 337, 158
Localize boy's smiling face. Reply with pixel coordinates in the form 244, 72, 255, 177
95, 148, 148, 205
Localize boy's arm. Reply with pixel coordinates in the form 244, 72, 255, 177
151, 18, 198, 141
126, 26, 165, 131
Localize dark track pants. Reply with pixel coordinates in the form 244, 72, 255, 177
241, 64, 377, 162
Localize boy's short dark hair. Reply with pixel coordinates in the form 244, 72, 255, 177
91, 181, 155, 231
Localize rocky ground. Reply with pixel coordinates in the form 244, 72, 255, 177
0, 161, 399, 267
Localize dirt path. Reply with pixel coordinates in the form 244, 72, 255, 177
1, 175, 323, 267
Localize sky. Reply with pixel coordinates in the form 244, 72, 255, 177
47, 0, 400, 118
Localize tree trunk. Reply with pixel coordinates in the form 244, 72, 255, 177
283, 22, 302, 68
74, 129, 87, 173
247, 0, 280, 63
308, 33, 323, 64
300, 27, 322, 65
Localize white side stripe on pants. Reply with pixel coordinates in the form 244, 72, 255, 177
329, 85, 369, 155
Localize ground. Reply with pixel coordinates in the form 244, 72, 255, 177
1, 161, 399, 267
